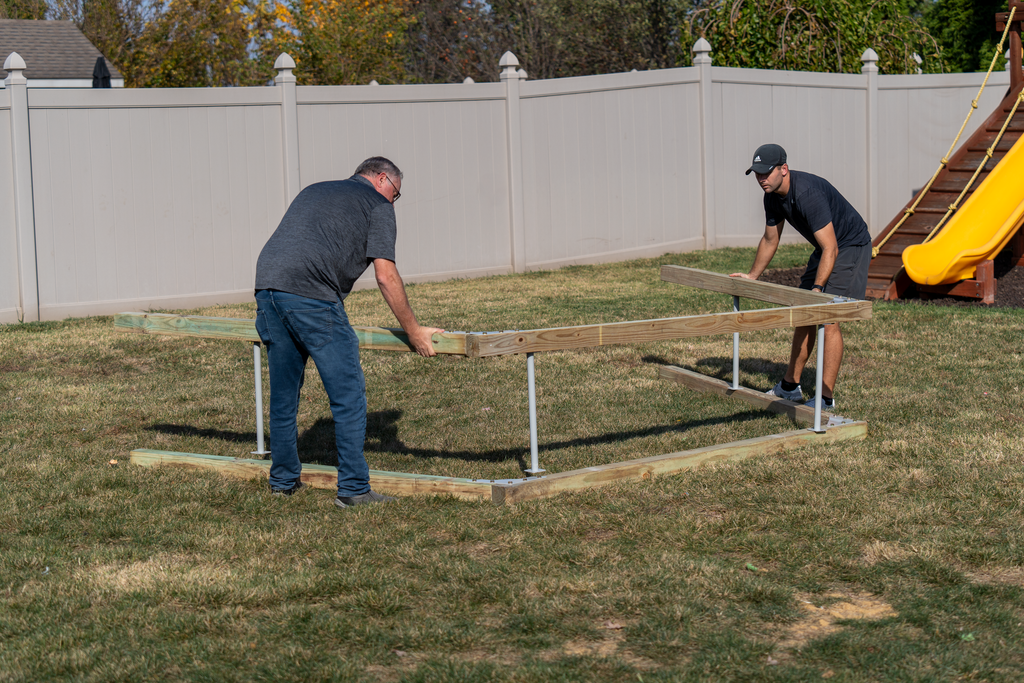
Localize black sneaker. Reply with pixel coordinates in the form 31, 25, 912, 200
334, 490, 396, 508
271, 481, 306, 496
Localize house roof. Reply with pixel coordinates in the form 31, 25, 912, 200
0, 19, 122, 81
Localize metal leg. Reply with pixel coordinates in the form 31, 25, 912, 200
523, 352, 544, 475
732, 295, 740, 390
252, 342, 270, 456
812, 325, 825, 433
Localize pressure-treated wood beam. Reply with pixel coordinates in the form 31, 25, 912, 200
491, 420, 867, 504
659, 365, 817, 424
661, 265, 834, 306
114, 312, 470, 355
466, 299, 871, 357
130, 449, 495, 501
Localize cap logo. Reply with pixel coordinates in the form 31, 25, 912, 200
754, 155, 761, 162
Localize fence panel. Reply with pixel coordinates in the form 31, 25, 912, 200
27, 88, 286, 319
0, 95, 19, 323
877, 72, 1011, 224
296, 84, 512, 289
519, 69, 705, 269
710, 68, 868, 246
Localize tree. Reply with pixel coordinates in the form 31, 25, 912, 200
405, 0, 495, 83
685, 0, 944, 74
0, 0, 47, 19
924, 0, 1006, 73
267, 0, 415, 85
489, 0, 692, 79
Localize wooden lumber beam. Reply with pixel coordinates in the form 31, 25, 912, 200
130, 449, 495, 501
466, 299, 872, 358
491, 420, 867, 505
659, 365, 818, 424
660, 265, 834, 306
114, 312, 469, 355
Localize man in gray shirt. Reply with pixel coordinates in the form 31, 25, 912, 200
254, 156, 442, 507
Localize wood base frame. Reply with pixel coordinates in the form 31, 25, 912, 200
131, 413, 866, 506
918, 258, 996, 304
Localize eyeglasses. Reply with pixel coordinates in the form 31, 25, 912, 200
384, 175, 401, 203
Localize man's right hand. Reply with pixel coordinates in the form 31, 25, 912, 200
729, 273, 755, 279
408, 325, 444, 357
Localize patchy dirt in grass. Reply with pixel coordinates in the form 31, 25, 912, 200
774, 591, 897, 651
966, 567, 1024, 587
554, 620, 660, 669
760, 248, 1024, 308
859, 540, 915, 566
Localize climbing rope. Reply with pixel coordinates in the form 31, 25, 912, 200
920, 87, 1024, 245
872, 6, 1018, 258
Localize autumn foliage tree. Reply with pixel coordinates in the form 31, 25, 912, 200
265, 0, 414, 84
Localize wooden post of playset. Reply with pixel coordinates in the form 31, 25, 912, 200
1000, 3, 1024, 265
998, 1, 1024, 91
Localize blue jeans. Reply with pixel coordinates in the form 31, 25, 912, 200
254, 290, 370, 496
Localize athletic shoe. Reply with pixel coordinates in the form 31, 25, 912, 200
803, 396, 836, 411
766, 381, 803, 402
271, 481, 306, 496
334, 490, 396, 508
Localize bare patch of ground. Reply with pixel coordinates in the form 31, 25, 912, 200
774, 591, 897, 651
966, 567, 1024, 587
554, 620, 660, 669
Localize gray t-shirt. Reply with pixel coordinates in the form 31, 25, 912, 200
764, 170, 870, 252
255, 176, 397, 301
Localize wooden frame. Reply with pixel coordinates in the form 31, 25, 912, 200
118, 267, 871, 504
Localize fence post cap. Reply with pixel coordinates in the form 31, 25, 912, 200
4, 51, 26, 71
860, 48, 879, 64
463, 77, 475, 84
692, 38, 712, 54
274, 53, 296, 70
500, 51, 522, 81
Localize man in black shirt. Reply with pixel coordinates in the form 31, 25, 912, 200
730, 144, 871, 411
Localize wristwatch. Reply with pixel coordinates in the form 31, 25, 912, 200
811, 284, 824, 291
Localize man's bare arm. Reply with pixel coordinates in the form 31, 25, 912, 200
811, 223, 839, 289
731, 223, 783, 280
373, 258, 444, 357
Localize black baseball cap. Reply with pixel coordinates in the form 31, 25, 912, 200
745, 143, 787, 175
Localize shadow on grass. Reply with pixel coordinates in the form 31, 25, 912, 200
148, 423, 257, 444
642, 354, 793, 388
293, 407, 776, 469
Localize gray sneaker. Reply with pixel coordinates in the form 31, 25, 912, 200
766, 380, 803, 402
334, 490, 396, 508
804, 396, 836, 411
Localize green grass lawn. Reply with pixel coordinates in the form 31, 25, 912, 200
2, 245, 1023, 682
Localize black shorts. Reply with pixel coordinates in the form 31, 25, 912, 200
800, 243, 871, 299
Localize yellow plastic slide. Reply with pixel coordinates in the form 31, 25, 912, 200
903, 134, 1024, 285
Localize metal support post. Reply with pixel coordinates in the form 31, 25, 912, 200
252, 343, 270, 456
812, 325, 825, 433
523, 352, 544, 475
732, 295, 741, 390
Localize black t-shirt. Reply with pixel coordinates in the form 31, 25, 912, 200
764, 170, 870, 251
255, 176, 397, 301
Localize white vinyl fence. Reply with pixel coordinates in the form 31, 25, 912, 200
1, 45, 1010, 323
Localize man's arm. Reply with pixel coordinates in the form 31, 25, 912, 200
730, 223, 783, 280
373, 258, 443, 357
810, 223, 839, 289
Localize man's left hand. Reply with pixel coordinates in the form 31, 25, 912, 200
408, 326, 444, 357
